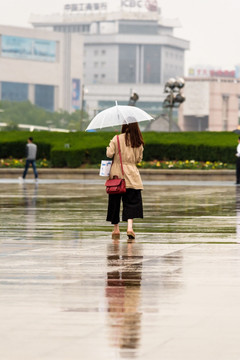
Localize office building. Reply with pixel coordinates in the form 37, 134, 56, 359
178, 77, 240, 131
0, 25, 83, 112
30, 0, 189, 116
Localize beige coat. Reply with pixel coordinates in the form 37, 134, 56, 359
106, 133, 143, 190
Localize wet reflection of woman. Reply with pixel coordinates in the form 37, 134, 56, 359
105, 241, 143, 354
106, 121, 144, 240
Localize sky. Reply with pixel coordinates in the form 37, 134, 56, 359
0, 0, 239, 74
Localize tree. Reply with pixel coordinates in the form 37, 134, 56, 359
0, 101, 89, 131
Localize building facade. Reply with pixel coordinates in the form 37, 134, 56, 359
0, 25, 83, 112
30, 0, 189, 117
178, 77, 240, 131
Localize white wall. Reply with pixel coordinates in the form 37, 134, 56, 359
84, 44, 118, 84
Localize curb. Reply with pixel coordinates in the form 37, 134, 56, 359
0, 168, 235, 181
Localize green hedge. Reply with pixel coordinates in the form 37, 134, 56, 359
0, 131, 238, 167
0, 140, 51, 159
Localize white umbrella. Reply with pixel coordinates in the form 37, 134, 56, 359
86, 101, 153, 131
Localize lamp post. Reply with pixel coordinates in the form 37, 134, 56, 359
80, 84, 89, 131
163, 77, 185, 132
80, 84, 85, 131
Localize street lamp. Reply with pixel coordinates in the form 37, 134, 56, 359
163, 77, 185, 132
80, 84, 88, 131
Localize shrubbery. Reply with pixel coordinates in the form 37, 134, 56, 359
0, 131, 237, 167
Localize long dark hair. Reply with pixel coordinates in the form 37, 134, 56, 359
121, 120, 144, 148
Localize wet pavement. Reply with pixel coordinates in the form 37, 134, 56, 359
1, 180, 240, 360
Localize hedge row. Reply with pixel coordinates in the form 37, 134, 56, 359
0, 141, 51, 159
0, 131, 238, 167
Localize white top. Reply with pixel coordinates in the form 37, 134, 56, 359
237, 144, 240, 157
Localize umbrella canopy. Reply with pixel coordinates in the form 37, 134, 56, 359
86, 102, 153, 131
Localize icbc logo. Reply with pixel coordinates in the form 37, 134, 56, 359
145, 0, 158, 11
121, 0, 158, 11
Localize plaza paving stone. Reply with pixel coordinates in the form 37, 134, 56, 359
0, 180, 240, 360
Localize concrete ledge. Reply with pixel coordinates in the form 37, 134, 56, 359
0, 168, 235, 181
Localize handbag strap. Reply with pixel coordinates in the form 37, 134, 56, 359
117, 135, 124, 177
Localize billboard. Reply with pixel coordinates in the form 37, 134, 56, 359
64, 0, 160, 13
189, 66, 235, 78
1, 35, 56, 62
72, 79, 81, 110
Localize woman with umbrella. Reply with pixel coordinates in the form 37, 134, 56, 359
106, 120, 144, 239
86, 102, 152, 239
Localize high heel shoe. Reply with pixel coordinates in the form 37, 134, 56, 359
127, 230, 135, 239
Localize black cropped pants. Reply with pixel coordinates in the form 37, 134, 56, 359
106, 188, 143, 225
237, 158, 240, 184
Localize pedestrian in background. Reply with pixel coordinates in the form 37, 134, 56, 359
19, 137, 38, 182
236, 137, 240, 184
106, 121, 144, 240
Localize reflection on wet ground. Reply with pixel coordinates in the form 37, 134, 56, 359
1, 182, 240, 359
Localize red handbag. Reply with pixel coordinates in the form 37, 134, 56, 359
105, 135, 126, 195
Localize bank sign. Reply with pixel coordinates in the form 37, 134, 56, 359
64, 0, 159, 13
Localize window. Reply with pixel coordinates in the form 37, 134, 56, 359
1, 82, 28, 101
101, 49, 106, 55
143, 45, 161, 84
119, 45, 136, 83
35, 85, 54, 112
101, 74, 106, 78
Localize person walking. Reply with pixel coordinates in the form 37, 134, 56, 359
106, 121, 144, 240
236, 137, 240, 184
19, 137, 38, 181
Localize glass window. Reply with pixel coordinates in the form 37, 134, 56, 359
35, 84, 54, 112
1, 82, 28, 101
119, 23, 158, 35
119, 45, 136, 83
143, 45, 161, 84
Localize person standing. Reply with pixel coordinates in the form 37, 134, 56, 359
236, 137, 240, 184
20, 137, 38, 181
106, 120, 144, 239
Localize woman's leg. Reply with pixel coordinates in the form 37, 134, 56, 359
127, 219, 133, 232
122, 189, 143, 238
113, 224, 120, 234
106, 194, 122, 237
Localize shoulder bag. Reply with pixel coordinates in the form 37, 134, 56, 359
105, 135, 126, 195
